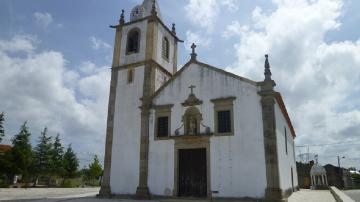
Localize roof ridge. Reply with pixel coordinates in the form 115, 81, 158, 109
151, 60, 258, 100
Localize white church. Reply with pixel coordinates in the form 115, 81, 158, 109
99, 0, 299, 201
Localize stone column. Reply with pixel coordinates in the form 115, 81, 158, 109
136, 15, 157, 199
99, 25, 122, 197
259, 55, 286, 202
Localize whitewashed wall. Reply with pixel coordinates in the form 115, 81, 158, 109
275, 102, 299, 192
155, 68, 170, 91
119, 21, 147, 66
149, 63, 267, 198
155, 24, 175, 74
110, 66, 145, 194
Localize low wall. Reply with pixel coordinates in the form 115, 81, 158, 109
330, 186, 355, 202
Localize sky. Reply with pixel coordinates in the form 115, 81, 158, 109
0, 0, 359, 169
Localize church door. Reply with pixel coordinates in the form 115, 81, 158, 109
178, 148, 207, 198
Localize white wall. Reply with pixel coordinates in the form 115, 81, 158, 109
110, 66, 145, 194
155, 68, 170, 91
149, 63, 267, 198
155, 24, 176, 74
119, 21, 147, 66
275, 102, 299, 192
148, 111, 175, 196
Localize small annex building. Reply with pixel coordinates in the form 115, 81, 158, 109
99, 0, 299, 201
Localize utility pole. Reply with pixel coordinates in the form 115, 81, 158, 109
338, 156, 345, 168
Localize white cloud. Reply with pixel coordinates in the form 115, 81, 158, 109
225, 0, 360, 167
34, 12, 54, 28
220, 0, 240, 11
222, 21, 248, 39
0, 35, 110, 165
0, 35, 37, 53
185, 30, 211, 50
185, 0, 219, 31
90, 36, 111, 50
185, 0, 240, 32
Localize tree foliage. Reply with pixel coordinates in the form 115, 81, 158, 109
51, 134, 64, 176
33, 127, 53, 176
10, 122, 33, 179
0, 112, 4, 143
88, 155, 103, 179
63, 144, 79, 178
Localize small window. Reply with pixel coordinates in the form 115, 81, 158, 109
127, 69, 134, 84
162, 37, 170, 60
127, 29, 140, 54
157, 116, 169, 137
217, 110, 231, 133
285, 126, 288, 155
211, 97, 235, 136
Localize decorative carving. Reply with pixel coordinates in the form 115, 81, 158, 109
182, 107, 202, 135
182, 85, 202, 106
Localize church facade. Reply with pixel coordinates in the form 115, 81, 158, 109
99, 0, 299, 201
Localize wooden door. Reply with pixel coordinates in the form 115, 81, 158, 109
178, 148, 207, 197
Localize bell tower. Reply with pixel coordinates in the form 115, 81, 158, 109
100, 0, 183, 198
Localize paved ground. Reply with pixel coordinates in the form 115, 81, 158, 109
288, 189, 336, 202
0, 188, 100, 201
344, 190, 360, 202
0, 188, 337, 202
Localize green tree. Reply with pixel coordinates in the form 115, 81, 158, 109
33, 127, 53, 176
88, 155, 103, 179
10, 122, 33, 181
51, 134, 64, 176
63, 144, 79, 178
0, 112, 4, 143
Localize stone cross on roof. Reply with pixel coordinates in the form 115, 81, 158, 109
190, 43, 197, 61
189, 85, 196, 94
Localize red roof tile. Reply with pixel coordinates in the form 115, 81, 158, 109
0, 144, 12, 153
275, 93, 296, 138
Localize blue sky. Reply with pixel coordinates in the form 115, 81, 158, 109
0, 0, 360, 168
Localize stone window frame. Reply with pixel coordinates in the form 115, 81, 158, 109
126, 28, 141, 55
211, 97, 236, 136
154, 104, 173, 140
162, 37, 170, 61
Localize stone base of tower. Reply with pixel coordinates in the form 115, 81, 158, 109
136, 186, 151, 199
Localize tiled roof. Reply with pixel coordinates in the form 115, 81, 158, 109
275, 93, 296, 138
0, 144, 12, 153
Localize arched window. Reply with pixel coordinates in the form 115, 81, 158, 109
127, 28, 140, 54
162, 37, 170, 60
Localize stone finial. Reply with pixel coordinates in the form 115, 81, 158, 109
151, 0, 157, 16
172, 23, 176, 34
190, 43, 197, 61
120, 9, 125, 24
264, 54, 272, 81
